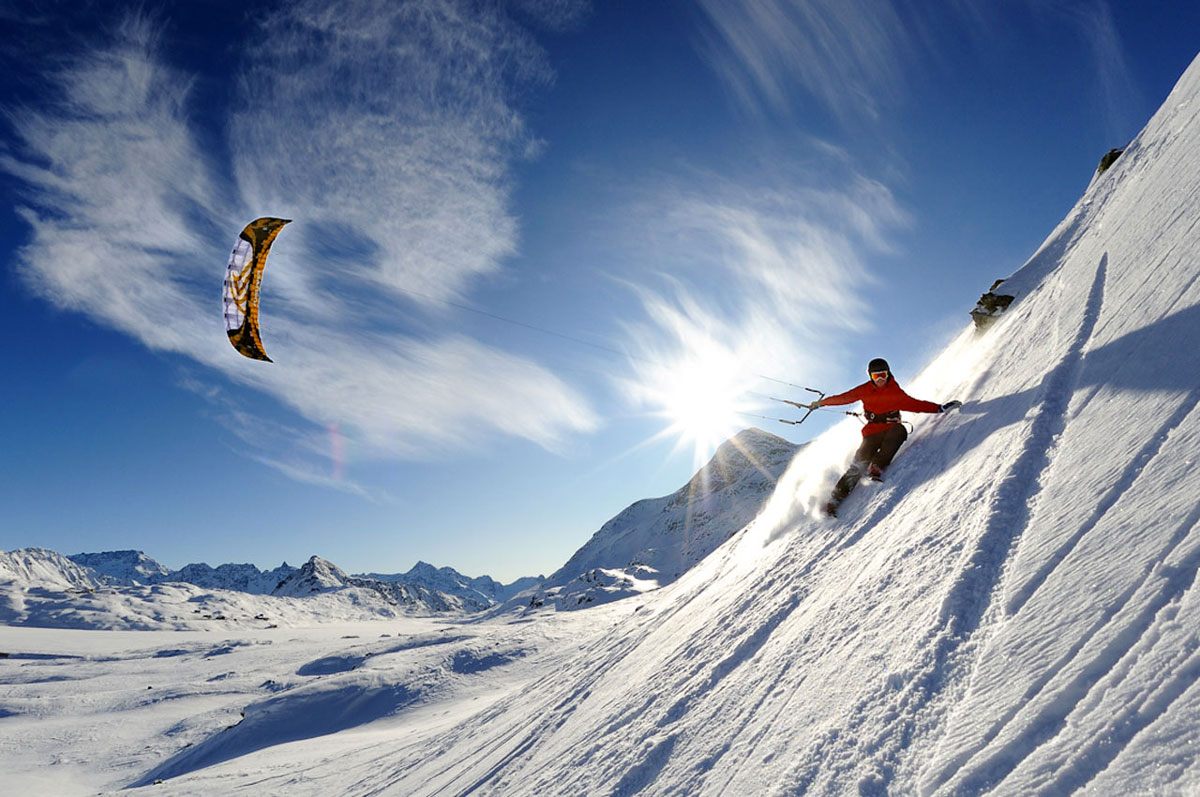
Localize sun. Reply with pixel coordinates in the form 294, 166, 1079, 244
643, 346, 751, 467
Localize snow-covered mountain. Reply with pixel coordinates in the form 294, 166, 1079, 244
0, 547, 105, 591
12, 429, 798, 620
3, 426, 796, 623
363, 561, 543, 606
271, 556, 493, 613
169, 561, 298, 594
0, 549, 490, 628
68, 549, 172, 584
270, 555, 351, 596
529, 427, 799, 609
1, 548, 531, 623
67, 549, 298, 592
64, 548, 536, 606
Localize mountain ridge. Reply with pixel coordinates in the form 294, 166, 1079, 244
56, 549, 537, 609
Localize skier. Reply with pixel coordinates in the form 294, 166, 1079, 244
805, 358, 961, 516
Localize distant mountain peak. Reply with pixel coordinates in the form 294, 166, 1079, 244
273, 556, 352, 596
68, 550, 171, 583
2, 548, 108, 590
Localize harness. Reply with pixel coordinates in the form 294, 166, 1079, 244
864, 410, 901, 425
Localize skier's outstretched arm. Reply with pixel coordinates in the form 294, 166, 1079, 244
816, 383, 872, 408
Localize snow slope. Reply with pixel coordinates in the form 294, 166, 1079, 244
4, 51, 1200, 797
0, 607, 635, 796
0, 548, 105, 591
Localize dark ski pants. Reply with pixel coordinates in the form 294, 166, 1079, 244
831, 424, 908, 503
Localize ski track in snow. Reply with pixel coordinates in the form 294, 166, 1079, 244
1006, 384, 1200, 617
129, 632, 491, 786
950, 490, 1200, 795
360, 587, 709, 796
945, 253, 1108, 638
919, 91, 1200, 793
538, 573, 805, 795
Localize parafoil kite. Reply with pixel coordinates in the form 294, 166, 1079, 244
223, 217, 290, 362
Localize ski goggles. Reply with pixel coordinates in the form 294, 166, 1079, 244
869, 370, 890, 380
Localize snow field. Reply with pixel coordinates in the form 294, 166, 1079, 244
0, 607, 638, 795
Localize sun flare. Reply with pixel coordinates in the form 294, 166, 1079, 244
643, 347, 753, 467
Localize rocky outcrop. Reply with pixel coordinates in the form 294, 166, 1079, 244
1097, 146, 1124, 174
970, 278, 1016, 330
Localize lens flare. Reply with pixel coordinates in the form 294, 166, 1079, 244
639, 344, 753, 467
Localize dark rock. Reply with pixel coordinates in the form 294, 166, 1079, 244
971, 279, 1015, 330
1097, 147, 1124, 174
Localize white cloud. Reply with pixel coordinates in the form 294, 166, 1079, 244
3, 14, 216, 342
230, 0, 548, 307
2, 5, 598, 474
510, 0, 591, 32
695, 0, 1140, 143
694, 0, 911, 122
617, 171, 909, 419
242, 328, 600, 459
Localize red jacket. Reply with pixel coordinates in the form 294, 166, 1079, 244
821, 378, 941, 437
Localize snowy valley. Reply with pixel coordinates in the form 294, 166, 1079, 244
4, 50, 1200, 797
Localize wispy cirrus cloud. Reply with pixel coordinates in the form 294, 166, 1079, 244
677, 0, 1137, 399
694, 0, 912, 123
230, 0, 549, 307
617, 2, 919, 442
2, 3, 598, 482
695, 0, 1140, 141
3, 14, 217, 343
616, 168, 909, 445
653, 174, 905, 328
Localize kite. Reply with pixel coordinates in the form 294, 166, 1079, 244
222, 217, 291, 362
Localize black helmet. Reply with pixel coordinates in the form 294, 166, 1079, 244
868, 357, 890, 374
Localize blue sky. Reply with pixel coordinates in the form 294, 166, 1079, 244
1, 0, 1196, 583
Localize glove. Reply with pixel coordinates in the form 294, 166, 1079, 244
939, 400, 962, 413
807, 400, 822, 410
